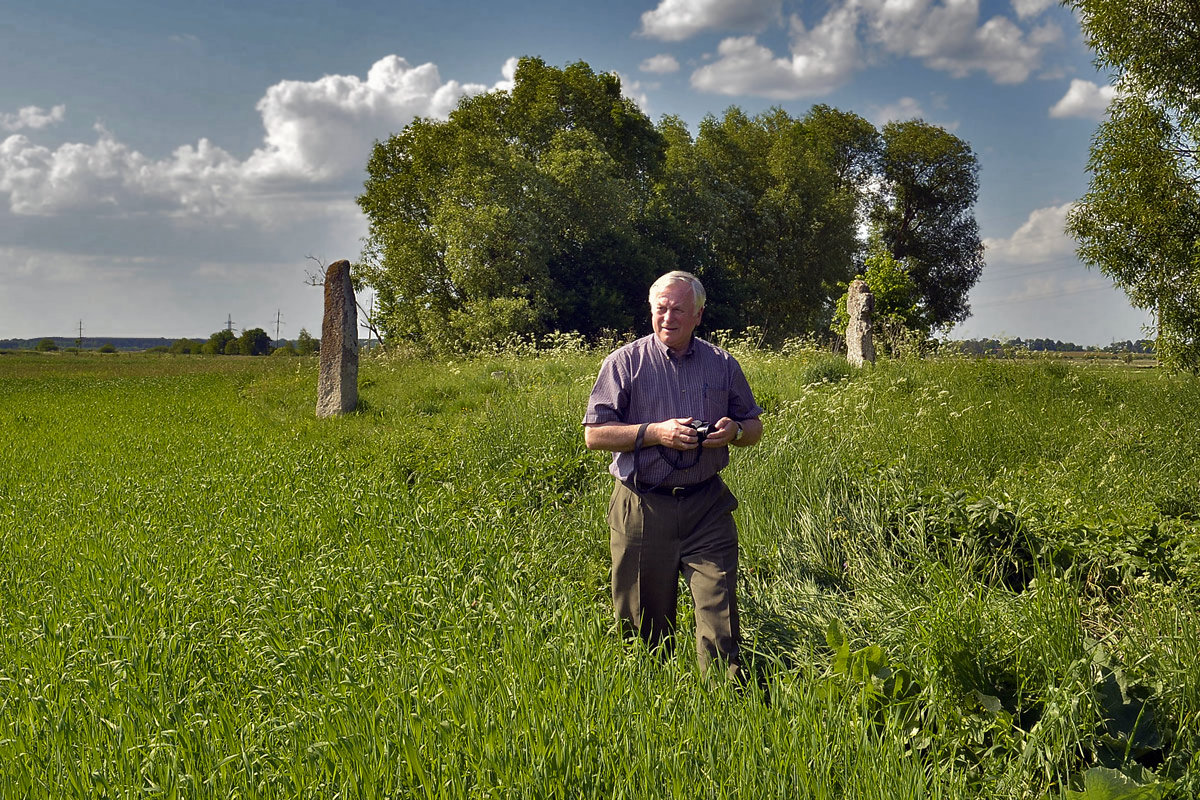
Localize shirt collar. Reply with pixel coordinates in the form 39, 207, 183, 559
651, 333, 696, 360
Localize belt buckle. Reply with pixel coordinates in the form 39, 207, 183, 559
670, 485, 688, 498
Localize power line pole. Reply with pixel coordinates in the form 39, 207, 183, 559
274, 309, 284, 340
75, 319, 83, 355
226, 314, 236, 333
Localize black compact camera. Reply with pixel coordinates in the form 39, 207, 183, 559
689, 420, 715, 444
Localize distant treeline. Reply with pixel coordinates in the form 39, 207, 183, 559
947, 338, 1155, 355
2, 328, 321, 355
0, 337, 174, 351
162, 328, 319, 356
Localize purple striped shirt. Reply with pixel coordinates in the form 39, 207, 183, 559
583, 334, 763, 486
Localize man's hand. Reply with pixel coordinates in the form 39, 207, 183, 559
654, 417, 702, 450
700, 417, 740, 448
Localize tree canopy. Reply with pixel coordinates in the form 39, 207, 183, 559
1066, 0, 1200, 369
872, 121, 984, 330
357, 57, 984, 353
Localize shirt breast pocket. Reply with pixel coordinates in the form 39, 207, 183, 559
703, 384, 730, 421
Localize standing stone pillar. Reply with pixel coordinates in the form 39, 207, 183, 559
316, 259, 358, 417
846, 279, 876, 367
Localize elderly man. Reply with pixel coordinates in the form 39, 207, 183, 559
582, 271, 763, 677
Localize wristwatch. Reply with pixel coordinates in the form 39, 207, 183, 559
733, 421, 744, 441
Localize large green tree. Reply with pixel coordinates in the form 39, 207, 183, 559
238, 328, 273, 357
872, 120, 984, 331
1065, 0, 1200, 369
357, 58, 664, 352
671, 105, 875, 340
202, 329, 235, 356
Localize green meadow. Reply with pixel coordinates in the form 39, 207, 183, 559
2, 346, 1199, 798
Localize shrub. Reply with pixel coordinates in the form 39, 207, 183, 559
800, 354, 854, 385
238, 327, 272, 356
169, 338, 204, 355
296, 328, 318, 356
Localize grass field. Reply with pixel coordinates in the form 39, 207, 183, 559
2, 347, 1199, 798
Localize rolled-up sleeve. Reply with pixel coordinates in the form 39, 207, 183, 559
727, 360, 763, 421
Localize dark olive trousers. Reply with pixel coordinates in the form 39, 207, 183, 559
608, 476, 741, 677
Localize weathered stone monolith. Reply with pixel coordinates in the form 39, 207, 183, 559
846, 279, 876, 367
316, 259, 358, 417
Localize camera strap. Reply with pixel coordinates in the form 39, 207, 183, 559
630, 422, 703, 494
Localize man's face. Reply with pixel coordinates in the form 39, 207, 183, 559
651, 282, 702, 352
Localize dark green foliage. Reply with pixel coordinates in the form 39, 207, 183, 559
678, 106, 871, 340
34, 338, 57, 352
799, 354, 854, 385
169, 338, 204, 354
203, 329, 235, 355
872, 120, 984, 330
97, 343, 117, 354
238, 327, 272, 356
358, 57, 664, 352
296, 327, 317, 356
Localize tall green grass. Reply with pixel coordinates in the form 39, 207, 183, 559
1, 349, 1197, 798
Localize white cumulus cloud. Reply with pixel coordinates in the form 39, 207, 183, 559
242, 55, 491, 183
640, 54, 681, 74
691, 6, 861, 98
983, 202, 1077, 265
640, 0, 782, 41
0, 105, 66, 132
1049, 79, 1117, 120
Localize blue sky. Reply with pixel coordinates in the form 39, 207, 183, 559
1, 0, 1152, 345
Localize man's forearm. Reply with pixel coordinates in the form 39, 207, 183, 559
583, 422, 653, 452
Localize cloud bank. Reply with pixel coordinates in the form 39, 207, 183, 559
671, 0, 1065, 99
0, 57, 515, 222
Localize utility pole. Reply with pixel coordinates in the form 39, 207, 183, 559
75, 319, 83, 355
226, 314, 235, 333
274, 309, 284, 340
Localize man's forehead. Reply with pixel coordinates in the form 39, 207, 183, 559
651, 284, 693, 305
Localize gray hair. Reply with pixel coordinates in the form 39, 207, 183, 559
649, 271, 706, 311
